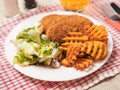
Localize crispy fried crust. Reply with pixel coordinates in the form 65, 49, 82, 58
40, 14, 93, 43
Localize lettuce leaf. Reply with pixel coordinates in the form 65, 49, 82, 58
16, 25, 43, 44
13, 52, 38, 66
12, 25, 61, 66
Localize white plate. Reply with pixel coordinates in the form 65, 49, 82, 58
4, 11, 113, 81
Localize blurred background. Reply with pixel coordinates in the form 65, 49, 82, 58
0, 0, 92, 20
0, 0, 5, 20
0, 0, 61, 20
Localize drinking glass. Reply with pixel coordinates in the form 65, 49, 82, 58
61, 0, 91, 11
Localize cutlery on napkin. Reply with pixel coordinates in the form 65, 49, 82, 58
102, 2, 120, 31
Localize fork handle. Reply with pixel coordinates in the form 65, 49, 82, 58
104, 17, 120, 31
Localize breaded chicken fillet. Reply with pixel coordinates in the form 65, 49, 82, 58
40, 14, 93, 43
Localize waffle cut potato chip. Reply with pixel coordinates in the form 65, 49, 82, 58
61, 44, 86, 66
85, 25, 108, 43
74, 59, 93, 70
82, 41, 108, 61
59, 24, 108, 70
66, 44, 81, 65
59, 32, 88, 51
61, 58, 71, 67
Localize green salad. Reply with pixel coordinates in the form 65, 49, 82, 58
12, 25, 62, 68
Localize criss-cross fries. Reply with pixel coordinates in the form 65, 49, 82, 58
59, 25, 108, 70
59, 32, 88, 51
85, 25, 108, 43
66, 44, 80, 65
74, 59, 93, 70
83, 41, 108, 60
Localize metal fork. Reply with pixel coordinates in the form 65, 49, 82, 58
102, 4, 120, 21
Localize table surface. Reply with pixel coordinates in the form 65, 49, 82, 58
0, 0, 120, 90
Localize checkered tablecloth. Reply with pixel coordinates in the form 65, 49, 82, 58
1, 0, 120, 90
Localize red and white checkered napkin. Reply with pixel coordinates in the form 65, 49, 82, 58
1, 3, 120, 90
